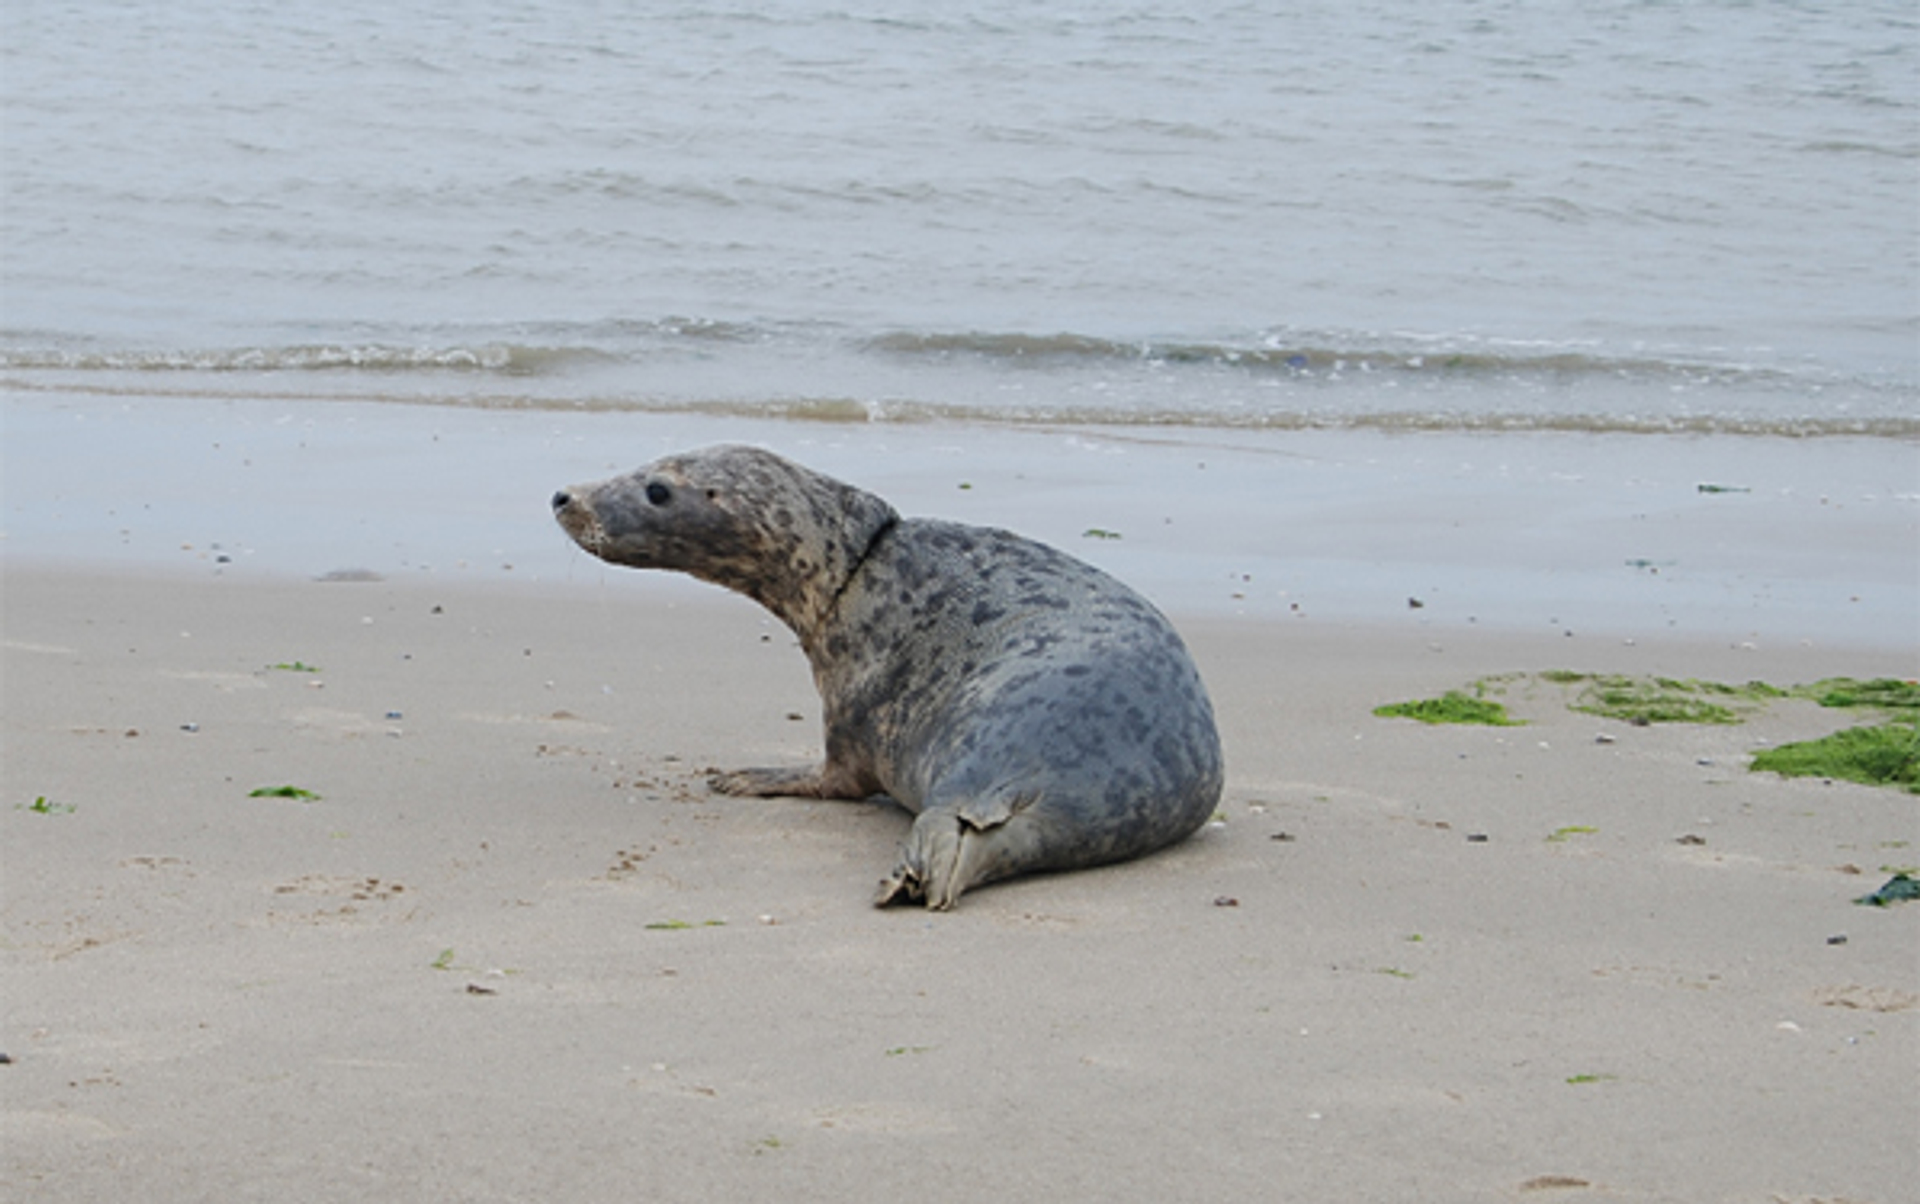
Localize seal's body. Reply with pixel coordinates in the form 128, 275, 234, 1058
552, 445, 1223, 909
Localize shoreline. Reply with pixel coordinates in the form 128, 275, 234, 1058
6, 392, 1918, 649
5, 564, 1916, 1202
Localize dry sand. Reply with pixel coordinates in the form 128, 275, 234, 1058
3, 565, 1914, 1202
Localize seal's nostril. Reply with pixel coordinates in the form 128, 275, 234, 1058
551, 490, 571, 512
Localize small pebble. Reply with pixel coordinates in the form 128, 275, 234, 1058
385, 711, 403, 720
1213, 896, 1240, 908
1827, 935, 1848, 946
1466, 833, 1489, 843
180, 723, 200, 733
1595, 733, 1616, 745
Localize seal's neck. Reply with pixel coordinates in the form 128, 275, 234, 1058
774, 512, 896, 658
824, 513, 898, 617
730, 476, 897, 652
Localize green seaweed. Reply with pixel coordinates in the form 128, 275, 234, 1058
644, 919, 727, 930
250, 785, 321, 801
429, 948, 457, 971
21, 795, 76, 815
1565, 675, 1784, 725
1371, 671, 1920, 795
269, 660, 321, 673
1749, 720, 1920, 794
1546, 825, 1598, 843
1565, 1073, 1616, 1085
1796, 677, 1920, 711
1853, 872, 1920, 907
1549, 672, 1915, 726
1372, 691, 1522, 726
1081, 528, 1122, 541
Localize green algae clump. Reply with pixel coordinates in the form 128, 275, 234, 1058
1373, 691, 1522, 727
1749, 720, 1919, 794
1565, 674, 1785, 725
1797, 677, 1920, 712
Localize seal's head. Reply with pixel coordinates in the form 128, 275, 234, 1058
552, 445, 897, 637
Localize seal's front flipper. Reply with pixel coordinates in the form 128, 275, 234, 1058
709, 761, 875, 800
709, 765, 827, 798
874, 795, 1042, 911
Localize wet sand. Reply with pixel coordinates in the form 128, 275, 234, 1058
5, 392, 1917, 642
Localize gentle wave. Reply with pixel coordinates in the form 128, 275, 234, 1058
7, 372, 1914, 440
0, 342, 610, 375
0, 324, 1853, 389
860, 329, 1806, 387
621, 396, 1920, 439
0, 318, 761, 375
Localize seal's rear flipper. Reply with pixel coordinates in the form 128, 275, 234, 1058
874, 798, 1042, 911
873, 866, 923, 909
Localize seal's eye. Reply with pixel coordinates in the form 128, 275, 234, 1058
645, 482, 672, 506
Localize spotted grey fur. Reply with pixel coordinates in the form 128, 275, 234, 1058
552, 445, 1224, 910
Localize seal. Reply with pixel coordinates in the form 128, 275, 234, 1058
551, 445, 1224, 910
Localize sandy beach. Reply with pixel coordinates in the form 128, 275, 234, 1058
4, 555, 1914, 1202
7, 3, 1916, 1195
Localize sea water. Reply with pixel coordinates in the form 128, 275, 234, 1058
3, 0, 1915, 435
